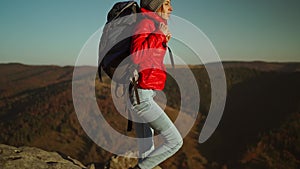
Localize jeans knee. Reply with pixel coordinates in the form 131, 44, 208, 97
168, 134, 183, 150
177, 137, 183, 149
171, 138, 183, 154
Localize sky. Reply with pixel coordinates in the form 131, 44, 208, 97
0, 0, 299, 66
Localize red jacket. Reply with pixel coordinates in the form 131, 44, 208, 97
130, 8, 168, 90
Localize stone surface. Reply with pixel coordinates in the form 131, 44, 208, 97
104, 151, 162, 169
0, 144, 86, 169
0, 144, 163, 169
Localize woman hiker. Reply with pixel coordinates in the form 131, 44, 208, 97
129, 0, 183, 168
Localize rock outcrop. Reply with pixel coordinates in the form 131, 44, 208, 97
104, 151, 162, 169
0, 144, 94, 169
0, 144, 162, 169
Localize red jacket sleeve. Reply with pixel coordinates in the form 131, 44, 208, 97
130, 19, 167, 64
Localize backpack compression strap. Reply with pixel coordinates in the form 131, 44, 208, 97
127, 78, 140, 132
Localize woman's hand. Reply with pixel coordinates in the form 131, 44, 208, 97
159, 23, 172, 42
166, 33, 172, 42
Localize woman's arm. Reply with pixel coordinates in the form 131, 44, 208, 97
130, 19, 167, 64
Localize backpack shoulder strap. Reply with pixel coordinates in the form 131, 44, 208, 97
162, 42, 175, 69
167, 46, 175, 69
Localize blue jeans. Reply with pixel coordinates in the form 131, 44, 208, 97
129, 89, 183, 169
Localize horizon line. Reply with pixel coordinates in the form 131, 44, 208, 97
1, 60, 300, 68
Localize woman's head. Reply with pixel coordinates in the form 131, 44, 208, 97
156, 0, 172, 20
140, 0, 173, 20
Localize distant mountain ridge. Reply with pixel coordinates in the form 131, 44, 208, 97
0, 62, 299, 169
222, 61, 300, 72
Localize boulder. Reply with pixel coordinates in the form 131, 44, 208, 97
0, 144, 86, 169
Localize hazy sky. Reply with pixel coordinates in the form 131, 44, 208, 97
0, 0, 299, 66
